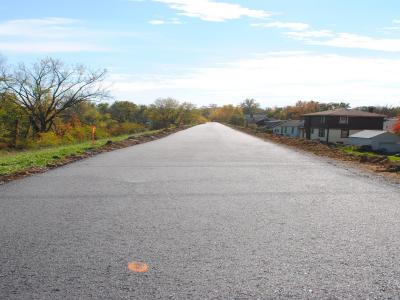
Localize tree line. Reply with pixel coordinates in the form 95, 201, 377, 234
1, 57, 399, 149
0, 58, 207, 149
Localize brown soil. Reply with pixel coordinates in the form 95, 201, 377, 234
232, 126, 400, 183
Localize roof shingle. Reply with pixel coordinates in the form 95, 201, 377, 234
303, 109, 385, 117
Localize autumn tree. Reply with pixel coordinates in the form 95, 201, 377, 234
146, 98, 181, 129
0, 93, 29, 147
209, 105, 244, 125
265, 101, 349, 120
240, 98, 261, 117
0, 57, 108, 134
108, 101, 137, 122
394, 116, 400, 134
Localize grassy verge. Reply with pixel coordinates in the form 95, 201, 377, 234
0, 130, 161, 176
341, 146, 400, 163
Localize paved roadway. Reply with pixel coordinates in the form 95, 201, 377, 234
1, 122, 400, 299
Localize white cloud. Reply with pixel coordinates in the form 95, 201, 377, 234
109, 52, 400, 106
252, 17, 400, 53
149, 20, 166, 25
154, 0, 270, 22
286, 30, 334, 39
295, 21, 400, 53
251, 21, 310, 31
384, 19, 400, 31
149, 18, 182, 25
0, 42, 109, 53
307, 33, 400, 53
0, 18, 114, 53
0, 18, 83, 39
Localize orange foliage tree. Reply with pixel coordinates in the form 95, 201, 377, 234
394, 116, 400, 134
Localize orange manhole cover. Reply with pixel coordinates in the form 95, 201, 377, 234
128, 262, 149, 273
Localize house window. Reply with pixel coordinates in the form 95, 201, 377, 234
311, 128, 314, 134
291, 127, 295, 134
339, 116, 349, 124
318, 128, 325, 137
284, 127, 287, 133
341, 129, 349, 138
321, 116, 326, 124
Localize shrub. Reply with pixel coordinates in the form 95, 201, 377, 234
229, 114, 245, 126
30, 132, 62, 148
108, 122, 145, 136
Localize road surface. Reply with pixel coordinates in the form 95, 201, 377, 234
1, 122, 400, 299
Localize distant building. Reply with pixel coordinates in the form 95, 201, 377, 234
303, 109, 385, 143
345, 130, 400, 153
262, 120, 283, 132
274, 120, 305, 138
383, 118, 398, 133
244, 114, 269, 127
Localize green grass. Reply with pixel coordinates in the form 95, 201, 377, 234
0, 130, 162, 176
341, 146, 400, 162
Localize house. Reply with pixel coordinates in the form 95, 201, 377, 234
261, 120, 283, 132
274, 120, 305, 138
244, 114, 269, 127
345, 130, 400, 154
303, 109, 385, 143
384, 118, 399, 133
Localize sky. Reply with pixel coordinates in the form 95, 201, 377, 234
1, 0, 400, 107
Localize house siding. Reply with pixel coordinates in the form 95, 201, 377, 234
273, 120, 305, 138
346, 132, 400, 153
305, 115, 384, 142
275, 125, 305, 138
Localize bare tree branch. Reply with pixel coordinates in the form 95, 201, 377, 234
0, 57, 108, 133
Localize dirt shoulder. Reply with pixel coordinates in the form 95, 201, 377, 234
0, 126, 191, 185
230, 125, 400, 183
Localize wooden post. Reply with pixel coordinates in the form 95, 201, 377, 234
92, 125, 96, 145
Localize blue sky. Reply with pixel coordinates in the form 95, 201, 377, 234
1, 0, 400, 107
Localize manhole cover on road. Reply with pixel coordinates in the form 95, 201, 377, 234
128, 262, 149, 273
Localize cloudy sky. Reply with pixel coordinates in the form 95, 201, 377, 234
1, 0, 400, 107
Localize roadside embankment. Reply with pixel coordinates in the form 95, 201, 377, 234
229, 125, 400, 182
0, 126, 192, 184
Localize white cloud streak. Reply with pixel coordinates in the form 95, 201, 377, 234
307, 33, 400, 53
251, 21, 310, 31
0, 18, 113, 53
255, 18, 400, 53
154, 0, 270, 22
286, 30, 334, 39
149, 18, 182, 25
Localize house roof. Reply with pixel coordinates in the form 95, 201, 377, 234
245, 114, 268, 123
263, 120, 283, 129
349, 130, 389, 139
303, 109, 385, 118
279, 120, 305, 127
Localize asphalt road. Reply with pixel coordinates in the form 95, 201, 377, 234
1, 122, 400, 299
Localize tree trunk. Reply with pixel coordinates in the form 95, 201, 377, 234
12, 119, 19, 148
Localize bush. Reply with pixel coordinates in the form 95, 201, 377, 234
30, 132, 62, 148
0, 142, 9, 150
109, 122, 145, 136
229, 114, 245, 126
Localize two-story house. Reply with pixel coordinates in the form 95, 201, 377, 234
303, 109, 385, 143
